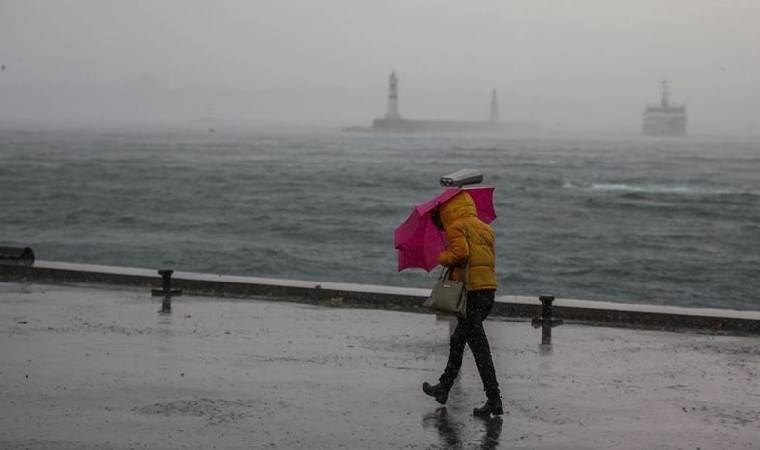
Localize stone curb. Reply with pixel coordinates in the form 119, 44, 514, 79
1, 260, 759, 335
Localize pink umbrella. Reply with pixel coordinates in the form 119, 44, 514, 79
394, 187, 496, 272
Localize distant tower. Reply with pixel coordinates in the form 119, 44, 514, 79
489, 89, 499, 123
385, 71, 401, 120
660, 79, 671, 107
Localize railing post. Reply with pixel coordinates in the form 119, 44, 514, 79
151, 269, 182, 313
532, 295, 563, 345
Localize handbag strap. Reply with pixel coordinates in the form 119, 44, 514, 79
462, 227, 470, 288
440, 227, 470, 286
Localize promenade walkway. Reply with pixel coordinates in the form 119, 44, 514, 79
1, 282, 758, 449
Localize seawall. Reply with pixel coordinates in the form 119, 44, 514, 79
1, 260, 759, 335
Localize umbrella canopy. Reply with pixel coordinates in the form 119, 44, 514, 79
394, 187, 496, 272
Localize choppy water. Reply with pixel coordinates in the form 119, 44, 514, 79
1, 127, 759, 310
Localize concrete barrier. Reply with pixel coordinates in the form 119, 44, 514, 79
1, 260, 759, 335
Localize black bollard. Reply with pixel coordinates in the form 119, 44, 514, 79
151, 269, 182, 313
540, 295, 553, 344
0, 246, 35, 266
531, 295, 563, 345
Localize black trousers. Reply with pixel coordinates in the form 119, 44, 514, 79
439, 289, 500, 400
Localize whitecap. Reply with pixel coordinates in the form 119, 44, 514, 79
587, 183, 754, 196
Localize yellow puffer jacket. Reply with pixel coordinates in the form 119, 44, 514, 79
437, 191, 498, 291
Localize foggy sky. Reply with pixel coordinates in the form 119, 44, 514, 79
1, 0, 759, 134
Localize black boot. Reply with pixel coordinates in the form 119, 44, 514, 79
422, 382, 450, 405
473, 397, 503, 416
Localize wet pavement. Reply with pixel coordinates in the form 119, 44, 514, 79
1, 282, 759, 449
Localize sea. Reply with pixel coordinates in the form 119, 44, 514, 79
1, 126, 759, 310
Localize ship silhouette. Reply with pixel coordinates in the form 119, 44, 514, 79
642, 80, 687, 137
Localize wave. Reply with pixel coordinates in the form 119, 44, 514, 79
564, 182, 759, 196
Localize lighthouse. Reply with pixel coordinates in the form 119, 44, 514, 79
385, 71, 401, 120
360, 70, 523, 133
489, 89, 500, 123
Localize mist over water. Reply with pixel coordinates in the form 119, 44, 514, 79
2, 1, 760, 134
1, 127, 758, 310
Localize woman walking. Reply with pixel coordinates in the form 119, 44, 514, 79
422, 191, 503, 416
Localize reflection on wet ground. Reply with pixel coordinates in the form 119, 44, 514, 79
423, 407, 503, 449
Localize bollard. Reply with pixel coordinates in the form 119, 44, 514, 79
0, 246, 35, 266
531, 295, 563, 345
151, 269, 182, 313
